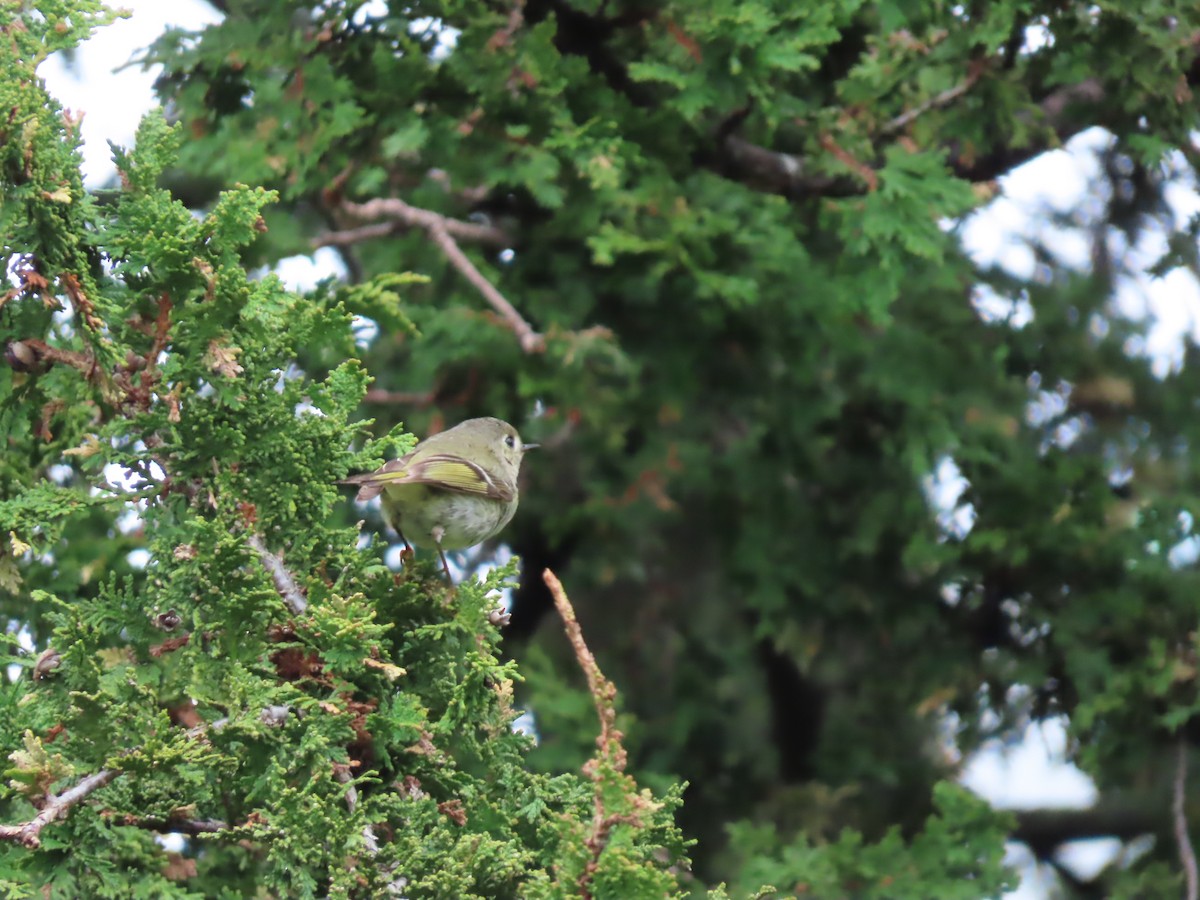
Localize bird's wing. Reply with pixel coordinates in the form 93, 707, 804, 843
343, 454, 514, 502
407, 454, 515, 502
341, 457, 412, 501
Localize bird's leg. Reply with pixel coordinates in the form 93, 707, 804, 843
431, 525, 453, 582
396, 528, 415, 566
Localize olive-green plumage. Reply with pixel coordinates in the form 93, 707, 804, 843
344, 417, 534, 573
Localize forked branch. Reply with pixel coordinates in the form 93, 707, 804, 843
320, 197, 545, 353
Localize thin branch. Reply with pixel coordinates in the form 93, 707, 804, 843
312, 221, 402, 249
1177, 739, 1198, 900
119, 815, 230, 835
881, 62, 986, 137
544, 568, 630, 900
321, 196, 544, 353
543, 569, 618, 747
333, 197, 509, 246
248, 534, 308, 614
425, 218, 545, 353
0, 769, 120, 848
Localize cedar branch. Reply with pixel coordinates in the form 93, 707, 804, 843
313, 221, 402, 248
0, 769, 120, 848
881, 62, 987, 137
119, 815, 230, 835
332, 197, 509, 246
425, 217, 545, 353
322, 197, 544, 353
248, 534, 308, 614
0, 715, 228, 849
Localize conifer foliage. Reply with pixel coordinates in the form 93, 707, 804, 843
6, 0, 1200, 897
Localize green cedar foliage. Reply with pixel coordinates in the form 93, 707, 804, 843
7, 0, 1200, 896
0, 8, 690, 898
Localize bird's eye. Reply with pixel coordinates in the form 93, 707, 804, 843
504, 435, 517, 449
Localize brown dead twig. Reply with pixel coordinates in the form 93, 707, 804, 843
543, 569, 619, 758
60, 272, 104, 331
318, 197, 545, 354
543, 569, 654, 900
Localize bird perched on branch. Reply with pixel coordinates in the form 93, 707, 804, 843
343, 417, 535, 579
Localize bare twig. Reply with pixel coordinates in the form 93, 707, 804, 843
333, 198, 509, 246
881, 63, 986, 137
1176, 739, 1198, 900
543, 569, 618, 746
545, 568, 641, 900
312, 221, 402, 249
425, 219, 545, 353
248, 534, 308, 614
321, 196, 544, 353
119, 815, 230, 835
0, 769, 120, 848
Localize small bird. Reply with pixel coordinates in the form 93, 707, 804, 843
343, 417, 535, 578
